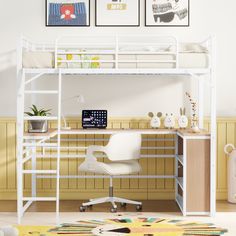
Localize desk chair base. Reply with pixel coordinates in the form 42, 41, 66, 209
80, 178, 142, 213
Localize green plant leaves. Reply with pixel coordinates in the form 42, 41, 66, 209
25, 105, 51, 116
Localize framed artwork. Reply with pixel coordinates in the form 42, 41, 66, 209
145, 0, 189, 27
46, 0, 90, 27
95, 0, 140, 27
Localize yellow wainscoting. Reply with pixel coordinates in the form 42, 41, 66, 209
0, 117, 233, 200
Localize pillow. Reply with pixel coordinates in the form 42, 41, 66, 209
179, 43, 208, 53
23, 52, 54, 68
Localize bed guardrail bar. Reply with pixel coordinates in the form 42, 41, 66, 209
54, 35, 179, 70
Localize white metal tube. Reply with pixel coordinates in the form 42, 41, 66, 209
22, 201, 33, 214
56, 70, 62, 223
49, 138, 175, 142
175, 134, 179, 200
31, 141, 37, 198
36, 154, 176, 159
37, 175, 176, 179
210, 36, 217, 216
183, 138, 187, 216
25, 73, 45, 85
17, 70, 25, 224
22, 155, 32, 164
43, 146, 175, 150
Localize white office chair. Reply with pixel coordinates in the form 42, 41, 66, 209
79, 132, 142, 212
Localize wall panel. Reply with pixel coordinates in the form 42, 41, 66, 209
0, 117, 232, 200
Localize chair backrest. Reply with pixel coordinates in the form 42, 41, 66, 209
105, 132, 142, 161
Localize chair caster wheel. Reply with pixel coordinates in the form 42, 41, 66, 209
80, 206, 86, 212
110, 207, 117, 213
120, 202, 127, 207
136, 204, 142, 211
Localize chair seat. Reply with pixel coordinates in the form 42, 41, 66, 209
79, 160, 141, 175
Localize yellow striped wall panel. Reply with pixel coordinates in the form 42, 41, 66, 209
0, 117, 233, 200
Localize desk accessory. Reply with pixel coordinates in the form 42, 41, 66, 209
25, 105, 51, 133
164, 113, 175, 129
148, 112, 162, 128
186, 92, 200, 133
82, 110, 107, 129
61, 94, 85, 130
178, 107, 188, 129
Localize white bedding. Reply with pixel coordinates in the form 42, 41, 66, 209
23, 51, 209, 69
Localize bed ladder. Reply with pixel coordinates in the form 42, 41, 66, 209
17, 70, 62, 224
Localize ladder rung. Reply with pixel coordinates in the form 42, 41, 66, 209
22, 170, 57, 174
25, 90, 58, 94
24, 116, 58, 121
23, 197, 57, 201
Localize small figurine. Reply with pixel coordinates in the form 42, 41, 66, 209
164, 113, 175, 129
178, 107, 188, 129
148, 112, 162, 129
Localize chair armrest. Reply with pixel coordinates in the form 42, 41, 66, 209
86, 145, 106, 162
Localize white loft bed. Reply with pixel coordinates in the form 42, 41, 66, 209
17, 35, 216, 224
19, 35, 211, 72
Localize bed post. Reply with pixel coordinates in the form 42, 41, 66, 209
16, 36, 24, 224
210, 36, 217, 216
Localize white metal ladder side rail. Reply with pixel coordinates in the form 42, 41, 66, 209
17, 70, 62, 224
56, 70, 62, 223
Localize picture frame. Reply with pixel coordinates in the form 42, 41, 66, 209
145, 0, 189, 27
95, 0, 140, 27
46, 0, 90, 27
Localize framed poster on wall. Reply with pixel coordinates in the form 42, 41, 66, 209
46, 0, 90, 26
145, 0, 189, 27
95, 0, 140, 27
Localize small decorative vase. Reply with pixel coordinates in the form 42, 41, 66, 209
191, 117, 200, 133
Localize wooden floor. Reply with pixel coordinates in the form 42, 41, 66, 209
0, 200, 235, 212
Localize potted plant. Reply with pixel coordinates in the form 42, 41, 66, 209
25, 105, 51, 133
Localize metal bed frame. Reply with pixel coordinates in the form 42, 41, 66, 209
17, 35, 216, 224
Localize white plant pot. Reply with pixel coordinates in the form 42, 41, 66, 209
28, 120, 48, 133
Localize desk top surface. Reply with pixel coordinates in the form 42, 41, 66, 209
24, 128, 210, 139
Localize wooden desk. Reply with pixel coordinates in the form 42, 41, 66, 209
23, 128, 211, 216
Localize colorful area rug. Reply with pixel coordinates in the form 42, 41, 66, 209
16, 217, 228, 236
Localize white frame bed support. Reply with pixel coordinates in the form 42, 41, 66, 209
17, 35, 216, 224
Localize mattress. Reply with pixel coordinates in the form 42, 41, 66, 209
22, 51, 209, 69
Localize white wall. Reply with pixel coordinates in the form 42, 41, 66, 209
0, 0, 235, 117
